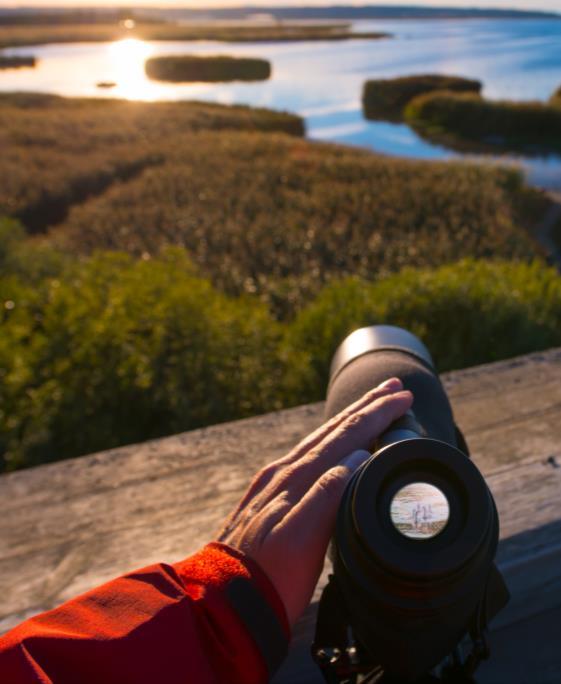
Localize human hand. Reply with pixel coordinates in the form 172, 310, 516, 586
217, 378, 413, 627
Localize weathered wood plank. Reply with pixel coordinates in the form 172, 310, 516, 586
1, 347, 561, 681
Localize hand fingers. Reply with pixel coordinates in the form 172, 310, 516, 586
254, 389, 412, 512
221, 379, 404, 533
276, 377, 403, 468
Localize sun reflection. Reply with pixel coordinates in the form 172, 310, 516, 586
106, 39, 155, 100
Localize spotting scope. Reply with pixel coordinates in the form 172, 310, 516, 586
312, 326, 509, 684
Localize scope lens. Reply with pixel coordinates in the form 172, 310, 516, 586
390, 482, 449, 540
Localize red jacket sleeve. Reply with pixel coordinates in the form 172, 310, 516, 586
0, 542, 290, 684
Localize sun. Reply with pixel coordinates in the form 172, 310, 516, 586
106, 38, 156, 100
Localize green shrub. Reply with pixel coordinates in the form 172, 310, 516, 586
146, 55, 271, 83
0, 247, 284, 471
0, 218, 68, 282
283, 260, 561, 402
406, 91, 561, 152
3, 232, 561, 472
362, 74, 481, 121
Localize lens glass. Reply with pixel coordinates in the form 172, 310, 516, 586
390, 482, 449, 539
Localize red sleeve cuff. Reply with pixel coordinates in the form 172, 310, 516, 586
173, 542, 290, 681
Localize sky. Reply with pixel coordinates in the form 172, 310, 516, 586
2, 0, 561, 11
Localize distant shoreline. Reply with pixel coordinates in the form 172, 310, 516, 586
1, 6, 559, 23
132, 5, 561, 23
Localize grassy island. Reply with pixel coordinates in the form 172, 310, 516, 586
145, 55, 271, 83
0, 55, 36, 69
405, 91, 561, 154
362, 74, 481, 121
1, 91, 558, 471
0, 22, 390, 50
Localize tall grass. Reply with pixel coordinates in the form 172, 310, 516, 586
2, 94, 544, 318
0, 93, 303, 232
52, 131, 544, 316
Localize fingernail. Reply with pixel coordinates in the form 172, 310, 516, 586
378, 377, 402, 391
342, 449, 372, 471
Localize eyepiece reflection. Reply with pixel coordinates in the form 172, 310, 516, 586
390, 482, 449, 540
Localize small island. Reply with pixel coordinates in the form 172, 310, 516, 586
0, 55, 36, 69
361, 74, 561, 155
362, 74, 481, 121
145, 55, 272, 83
404, 89, 561, 155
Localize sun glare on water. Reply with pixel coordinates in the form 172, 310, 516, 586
106, 38, 156, 100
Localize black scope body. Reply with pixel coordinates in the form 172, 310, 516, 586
318, 326, 509, 683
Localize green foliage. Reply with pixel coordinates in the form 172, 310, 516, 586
362, 74, 481, 121
406, 91, 561, 153
0, 218, 68, 282
146, 55, 271, 83
3, 239, 561, 472
0, 245, 284, 472
284, 260, 561, 402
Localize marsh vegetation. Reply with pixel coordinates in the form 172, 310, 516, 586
0, 92, 557, 471
0, 93, 303, 232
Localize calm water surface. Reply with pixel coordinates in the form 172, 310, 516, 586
3, 18, 561, 188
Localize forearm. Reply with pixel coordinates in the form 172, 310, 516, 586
0, 543, 290, 684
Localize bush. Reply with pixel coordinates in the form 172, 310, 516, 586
405, 91, 561, 153
0, 240, 284, 471
145, 55, 271, 83
283, 260, 561, 402
3, 225, 561, 473
362, 74, 481, 121
551, 85, 561, 107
